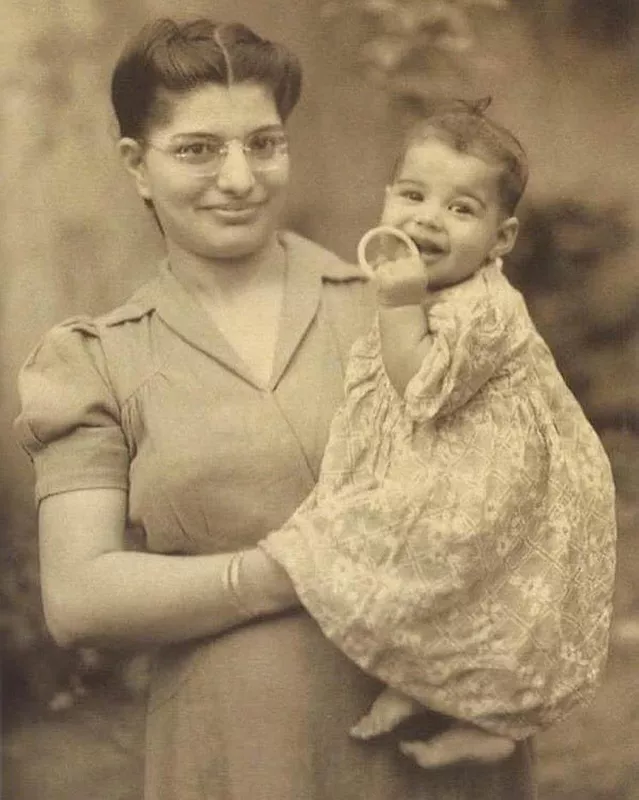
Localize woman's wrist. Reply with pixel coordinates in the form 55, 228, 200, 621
232, 548, 299, 618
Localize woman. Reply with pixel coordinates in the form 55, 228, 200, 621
16, 18, 536, 799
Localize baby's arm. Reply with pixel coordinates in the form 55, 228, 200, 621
374, 257, 433, 396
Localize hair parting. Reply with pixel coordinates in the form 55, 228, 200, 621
213, 25, 234, 85
111, 17, 302, 140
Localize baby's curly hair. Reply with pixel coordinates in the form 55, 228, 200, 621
395, 97, 529, 215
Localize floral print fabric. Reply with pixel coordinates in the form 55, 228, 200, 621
263, 263, 617, 739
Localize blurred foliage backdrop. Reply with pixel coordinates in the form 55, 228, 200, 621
2, 0, 639, 795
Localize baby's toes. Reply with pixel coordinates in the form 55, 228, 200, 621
350, 697, 415, 740
400, 729, 515, 769
350, 709, 391, 740
350, 708, 398, 739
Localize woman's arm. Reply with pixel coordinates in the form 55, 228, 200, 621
39, 488, 298, 649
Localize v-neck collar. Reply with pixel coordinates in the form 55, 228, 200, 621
130, 231, 364, 390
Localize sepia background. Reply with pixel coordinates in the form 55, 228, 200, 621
2, 1, 639, 797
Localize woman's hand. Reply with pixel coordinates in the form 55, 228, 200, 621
233, 548, 299, 617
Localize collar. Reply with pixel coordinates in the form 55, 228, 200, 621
100, 231, 366, 389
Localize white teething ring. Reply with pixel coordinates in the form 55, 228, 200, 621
357, 226, 421, 278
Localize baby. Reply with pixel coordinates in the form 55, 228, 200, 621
261, 98, 617, 767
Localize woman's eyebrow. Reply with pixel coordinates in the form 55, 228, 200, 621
170, 124, 285, 140
169, 131, 224, 141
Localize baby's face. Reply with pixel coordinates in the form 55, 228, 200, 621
381, 139, 516, 290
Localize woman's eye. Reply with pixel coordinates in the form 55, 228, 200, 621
174, 142, 219, 161
248, 133, 288, 159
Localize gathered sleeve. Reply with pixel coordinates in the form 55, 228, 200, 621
15, 318, 129, 503
404, 276, 522, 421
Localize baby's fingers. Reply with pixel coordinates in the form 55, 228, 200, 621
374, 256, 427, 283
375, 275, 430, 307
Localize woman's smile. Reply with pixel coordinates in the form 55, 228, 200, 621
198, 202, 265, 223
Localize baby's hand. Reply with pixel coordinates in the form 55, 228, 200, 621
372, 256, 429, 307
350, 687, 423, 740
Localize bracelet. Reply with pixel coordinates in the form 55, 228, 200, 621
223, 550, 254, 621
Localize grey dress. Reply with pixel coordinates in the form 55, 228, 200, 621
17, 232, 536, 799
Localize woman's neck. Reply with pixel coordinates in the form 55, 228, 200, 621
166, 236, 287, 306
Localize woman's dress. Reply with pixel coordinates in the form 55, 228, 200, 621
16, 233, 536, 799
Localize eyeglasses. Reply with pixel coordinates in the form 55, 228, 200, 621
143, 130, 289, 177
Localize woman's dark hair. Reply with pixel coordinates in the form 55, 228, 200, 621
394, 98, 529, 215
111, 18, 303, 139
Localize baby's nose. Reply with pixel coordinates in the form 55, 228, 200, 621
412, 202, 444, 228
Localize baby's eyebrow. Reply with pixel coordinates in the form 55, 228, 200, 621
391, 180, 425, 192
449, 185, 487, 207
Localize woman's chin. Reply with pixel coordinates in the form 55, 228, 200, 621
199, 226, 276, 261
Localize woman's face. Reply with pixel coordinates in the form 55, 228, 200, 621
124, 81, 290, 261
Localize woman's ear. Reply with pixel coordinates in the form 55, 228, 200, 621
490, 216, 519, 260
118, 138, 152, 201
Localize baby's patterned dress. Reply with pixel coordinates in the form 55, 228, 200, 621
264, 262, 617, 739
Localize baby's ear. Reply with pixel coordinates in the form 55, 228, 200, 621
492, 216, 519, 259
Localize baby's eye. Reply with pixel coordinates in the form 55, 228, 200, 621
399, 189, 425, 202
450, 201, 476, 216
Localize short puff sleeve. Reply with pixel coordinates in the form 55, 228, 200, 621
15, 318, 129, 503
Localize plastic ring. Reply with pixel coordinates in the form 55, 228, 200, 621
357, 226, 421, 278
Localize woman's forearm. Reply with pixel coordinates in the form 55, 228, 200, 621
39, 489, 299, 650
378, 304, 431, 395
45, 546, 298, 649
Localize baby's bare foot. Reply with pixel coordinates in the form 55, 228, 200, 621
350, 688, 423, 740
400, 726, 515, 768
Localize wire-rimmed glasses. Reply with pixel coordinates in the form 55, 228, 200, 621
144, 128, 289, 177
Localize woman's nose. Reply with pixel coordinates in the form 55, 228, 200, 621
215, 141, 255, 195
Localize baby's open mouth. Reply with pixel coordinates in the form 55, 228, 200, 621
415, 239, 446, 258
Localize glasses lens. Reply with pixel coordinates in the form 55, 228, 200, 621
246, 132, 288, 171
173, 141, 224, 172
